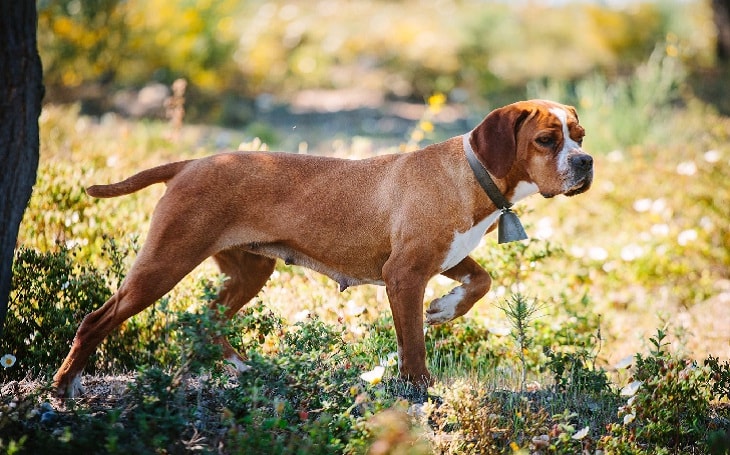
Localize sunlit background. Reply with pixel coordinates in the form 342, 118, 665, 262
4, 2, 730, 451
38, 0, 719, 129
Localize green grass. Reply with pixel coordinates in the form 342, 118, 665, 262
3, 51, 730, 453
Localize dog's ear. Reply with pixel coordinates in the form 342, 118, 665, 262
470, 106, 532, 179
566, 105, 579, 123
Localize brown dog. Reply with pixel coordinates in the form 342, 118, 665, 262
53, 99, 592, 398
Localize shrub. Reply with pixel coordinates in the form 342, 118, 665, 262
3, 246, 113, 381
600, 329, 726, 454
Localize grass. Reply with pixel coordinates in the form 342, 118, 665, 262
2, 51, 730, 453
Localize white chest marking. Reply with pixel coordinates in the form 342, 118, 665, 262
440, 212, 499, 271
440, 182, 538, 272
511, 180, 540, 203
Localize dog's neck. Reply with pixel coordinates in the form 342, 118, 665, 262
462, 133, 534, 243
461, 133, 538, 206
462, 133, 512, 210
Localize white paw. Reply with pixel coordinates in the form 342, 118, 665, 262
225, 355, 252, 373
63, 374, 85, 398
425, 287, 465, 325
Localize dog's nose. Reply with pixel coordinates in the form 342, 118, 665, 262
570, 153, 593, 171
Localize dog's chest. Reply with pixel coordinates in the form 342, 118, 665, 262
440, 211, 500, 271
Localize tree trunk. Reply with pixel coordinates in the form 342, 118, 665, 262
0, 2, 43, 337
713, 0, 730, 62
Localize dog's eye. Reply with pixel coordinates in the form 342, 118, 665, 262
535, 136, 555, 147
575, 137, 584, 146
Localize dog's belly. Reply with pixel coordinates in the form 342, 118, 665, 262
246, 242, 385, 291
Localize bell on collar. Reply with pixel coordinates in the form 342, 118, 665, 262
498, 209, 528, 244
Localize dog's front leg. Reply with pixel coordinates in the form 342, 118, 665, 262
426, 256, 491, 325
382, 260, 433, 389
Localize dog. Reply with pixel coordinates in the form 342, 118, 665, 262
53, 99, 592, 398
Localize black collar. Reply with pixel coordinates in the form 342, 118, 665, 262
462, 133, 528, 243
462, 134, 512, 210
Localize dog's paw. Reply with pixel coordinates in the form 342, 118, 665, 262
225, 355, 252, 374
425, 287, 465, 325
54, 373, 85, 398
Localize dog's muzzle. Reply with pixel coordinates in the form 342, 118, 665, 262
564, 153, 593, 196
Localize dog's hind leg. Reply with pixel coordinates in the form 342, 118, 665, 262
52, 244, 210, 398
53, 198, 222, 398
211, 248, 276, 372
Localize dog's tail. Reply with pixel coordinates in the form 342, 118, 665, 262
87, 160, 192, 198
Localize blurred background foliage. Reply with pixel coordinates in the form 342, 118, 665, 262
4, 3, 729, 451
37, 0, 720, 123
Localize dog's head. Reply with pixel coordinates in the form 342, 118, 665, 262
469, 99, 593, 198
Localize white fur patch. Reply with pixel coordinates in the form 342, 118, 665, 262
440, 182, 537, 272
440, 213, 499, 271
226, 355, 252, 373
510, 180, 539, 203
67, 373, 85, 398
426, 286, 466, 325
549, 107, 582, 177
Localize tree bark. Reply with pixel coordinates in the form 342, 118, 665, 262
713, 0, 730, 62
0, 2, 43, 337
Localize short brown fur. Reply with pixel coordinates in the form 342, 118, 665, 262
53, 100, 593, 397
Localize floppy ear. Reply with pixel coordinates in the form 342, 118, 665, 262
566, 105, 579, 123
469, 105, 531, 179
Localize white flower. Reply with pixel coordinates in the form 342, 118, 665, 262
360, 366, 385, 385
621, 380, 643, 397
344, 300, 366, 317
1, 354, 16, 369
623, 412, 636, 425
526, 381, 542, 392
620, 244, 644, 262
534, 217, 554, 240
348, 323, 365, 337
651, 224, 670, 237
380, 352, 398, 368
572, 426, 590, 440
704, 150, 721, 163
633, 198, 653, 213
588, 247, 608, 261
676, 161, 697, 176
700, 216, 715, 231
650, 198, 667, 214
677, 229, 698, 246
488, 325, 511, 337
613, 355, 634, 370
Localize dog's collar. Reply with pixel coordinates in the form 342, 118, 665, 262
462, 133, 528, 244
